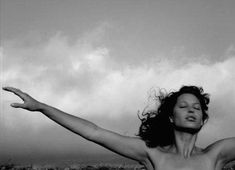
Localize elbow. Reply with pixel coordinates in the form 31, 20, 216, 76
85, 124, 100, 141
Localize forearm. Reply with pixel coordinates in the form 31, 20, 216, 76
38, 102, 98, 140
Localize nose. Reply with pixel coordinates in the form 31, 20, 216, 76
188, 107, 195, 113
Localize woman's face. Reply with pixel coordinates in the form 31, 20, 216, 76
171, 93, 203, 131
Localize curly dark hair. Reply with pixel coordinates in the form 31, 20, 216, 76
137, 85, 210, 148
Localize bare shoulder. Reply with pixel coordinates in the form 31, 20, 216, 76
94, 128, 151, 163
139, 145, 164, 170
205, 137, 235, 165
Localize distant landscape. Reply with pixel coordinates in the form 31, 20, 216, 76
0, 155, 141, 170
1, 159, 234, 170
0, 163, 234, 170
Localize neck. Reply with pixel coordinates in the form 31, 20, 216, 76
173, 129, 198, 158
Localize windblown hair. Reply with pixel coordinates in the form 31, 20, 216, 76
137, 85, 210, 148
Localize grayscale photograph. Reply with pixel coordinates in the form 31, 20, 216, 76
0, 1, 235, 170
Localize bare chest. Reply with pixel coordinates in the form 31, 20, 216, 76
156, 155, 213, 170
146, 151, 221, 170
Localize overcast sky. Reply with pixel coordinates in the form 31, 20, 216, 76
1, 0, 235, 165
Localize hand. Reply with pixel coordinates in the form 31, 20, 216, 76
3, 87, 41, 111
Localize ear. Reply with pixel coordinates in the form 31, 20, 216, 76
169, 116, 174, 123
201, 120, 204, 126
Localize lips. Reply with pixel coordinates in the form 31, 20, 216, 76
185, 115, 197, 121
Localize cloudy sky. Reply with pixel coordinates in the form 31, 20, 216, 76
1, 0, 235, 165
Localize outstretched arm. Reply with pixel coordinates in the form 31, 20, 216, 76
207, 137, 235, 166
3, 87, 149, 164
217, 137, 235, 164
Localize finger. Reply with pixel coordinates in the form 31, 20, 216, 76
3, 86, 21, 92
2, 86, 14, 92
3, 87, 26, 99
11, 103, 25, 108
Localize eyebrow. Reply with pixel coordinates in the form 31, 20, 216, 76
178, 101, 200, 105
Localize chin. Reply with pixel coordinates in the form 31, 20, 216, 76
174, 124, 202, 134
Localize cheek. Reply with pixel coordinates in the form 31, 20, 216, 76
197, 111, 203, 120
172, 109, 185, 121
173, 107, 185, 116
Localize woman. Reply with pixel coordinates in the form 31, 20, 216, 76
2, 86, 235, 170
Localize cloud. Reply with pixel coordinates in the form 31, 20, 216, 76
1, 25, 235, 162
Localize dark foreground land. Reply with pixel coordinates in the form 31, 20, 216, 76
0, 163, 143, 170
1, 163, 235, 170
